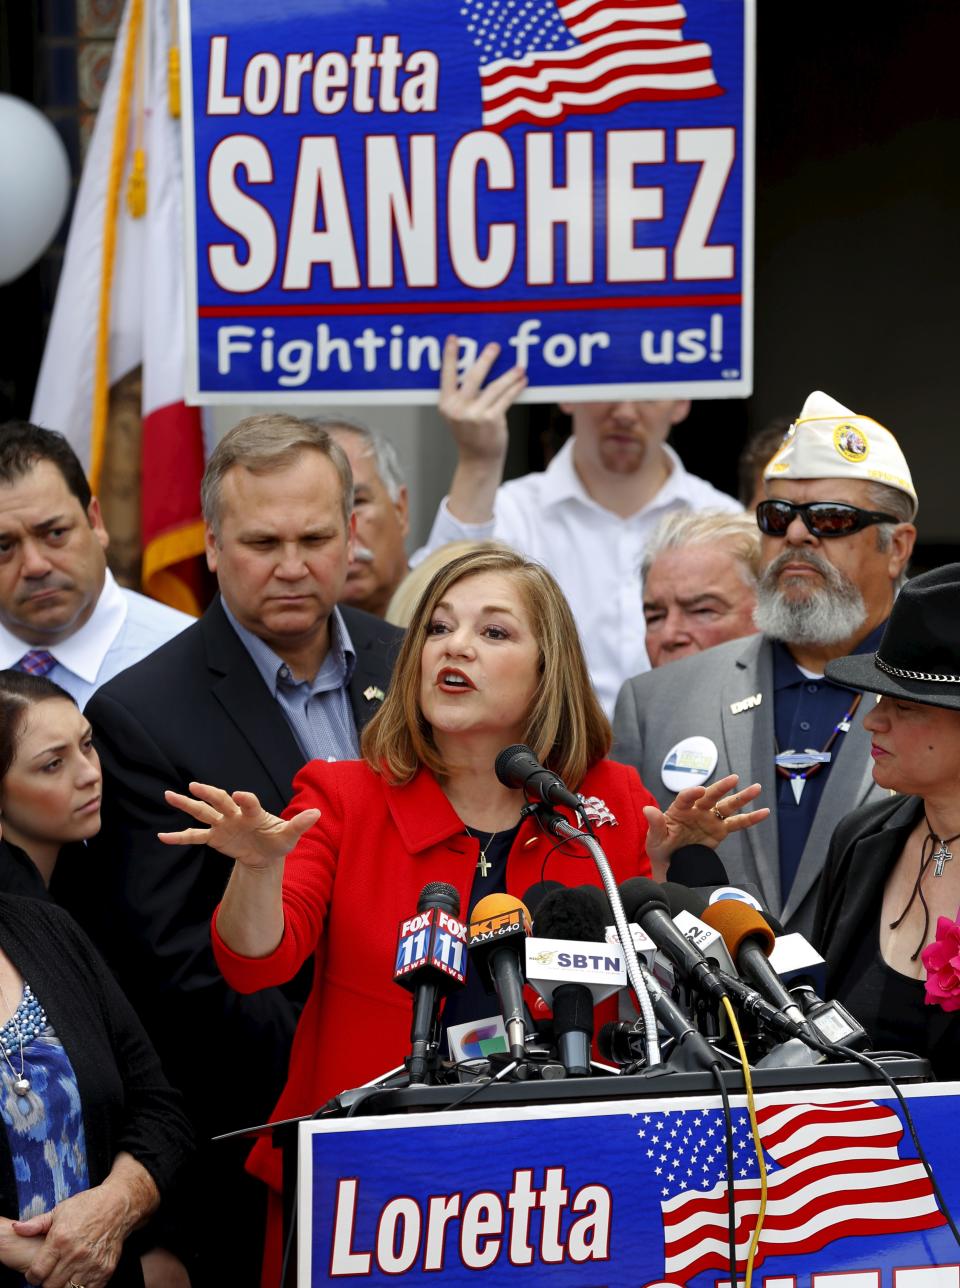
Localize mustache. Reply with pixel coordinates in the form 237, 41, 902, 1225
759, 548, 848, 594
349, 544, 375, 565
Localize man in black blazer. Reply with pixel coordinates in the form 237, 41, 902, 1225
59, 417, 402, 1285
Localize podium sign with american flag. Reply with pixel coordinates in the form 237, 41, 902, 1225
180, 0, 754, 404
299, 1083, 959, 1285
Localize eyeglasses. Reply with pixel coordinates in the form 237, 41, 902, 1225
756, 499, 901, 539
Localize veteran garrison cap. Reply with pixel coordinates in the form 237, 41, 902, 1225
763, 390, 918, 518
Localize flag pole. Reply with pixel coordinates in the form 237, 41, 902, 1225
89, 0, 145, 494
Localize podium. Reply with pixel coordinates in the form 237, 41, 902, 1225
273, 1059, 960, 1286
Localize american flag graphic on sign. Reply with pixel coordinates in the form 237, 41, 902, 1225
636, 1099, 945, 1279
461, 0, 723, 131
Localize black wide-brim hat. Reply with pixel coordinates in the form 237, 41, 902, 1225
825, 563, 960, 710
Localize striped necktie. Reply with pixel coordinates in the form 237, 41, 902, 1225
14, 650, 57, 677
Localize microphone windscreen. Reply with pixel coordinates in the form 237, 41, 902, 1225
760, 909, 785, 936
618, 876, 669, 922
575, 883, 613, 923
522, 880, 566, 918
494, 743, 536, 788
534, 887, 606, 942
417, 881, 460, 916
666, 845, 728, 888
701, 901, 776, 958
662, 882, 709, 919
597, 1021, 622, 1063
469, 891, 532, 932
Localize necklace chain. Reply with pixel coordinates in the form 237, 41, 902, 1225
774, 693, 863, 797
464, 825, 504, 879
0, 982, 46, 1095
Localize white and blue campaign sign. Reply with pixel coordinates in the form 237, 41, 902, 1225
298, 1082, 960, 1284
180, 0, 755, 404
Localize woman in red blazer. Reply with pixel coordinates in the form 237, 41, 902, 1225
162, 547, 766, 1283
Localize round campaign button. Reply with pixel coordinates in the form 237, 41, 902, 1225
660, 736, 719, 794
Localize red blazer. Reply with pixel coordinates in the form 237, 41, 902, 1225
213, 756, 656, 1196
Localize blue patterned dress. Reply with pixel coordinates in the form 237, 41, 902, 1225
0, 984, 89, 1221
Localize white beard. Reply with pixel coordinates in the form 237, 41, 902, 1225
753, 550, 868, 646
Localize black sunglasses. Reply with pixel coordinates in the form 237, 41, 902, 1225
756, 499, 900, 539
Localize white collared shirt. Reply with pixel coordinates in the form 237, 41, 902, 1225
0, 570, 192, 708
414, 441, 741, 715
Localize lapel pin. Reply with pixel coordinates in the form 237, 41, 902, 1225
729, 692, 762, 715
363, 685, 385, 702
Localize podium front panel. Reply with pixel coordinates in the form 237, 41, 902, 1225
298, 1081, 960, 1285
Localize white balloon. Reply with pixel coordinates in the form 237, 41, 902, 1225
0, 94, 72, 286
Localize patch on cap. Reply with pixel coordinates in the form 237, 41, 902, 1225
833, 423, 869, 462
762, 389, 917, 517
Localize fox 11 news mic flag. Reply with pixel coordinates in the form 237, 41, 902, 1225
393, 881, 467, 1083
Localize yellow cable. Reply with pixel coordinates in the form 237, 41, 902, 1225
90, 0, 144, 493
720, 996, 768, 1288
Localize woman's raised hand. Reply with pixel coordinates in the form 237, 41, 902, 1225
159, 782, 320, 870
642, 773, 769, 870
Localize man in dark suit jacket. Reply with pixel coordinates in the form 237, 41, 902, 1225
59, 417, 402, 1285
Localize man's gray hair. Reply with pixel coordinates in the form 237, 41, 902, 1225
202, 414, 354, 536
866, 481, 915, 553
640, 508, 763, 587
317, 418, 406, 502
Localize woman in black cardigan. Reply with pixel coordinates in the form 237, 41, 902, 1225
817, 564, 960, 1077
0, 882, 192, 1286
0, 673, 192, 1284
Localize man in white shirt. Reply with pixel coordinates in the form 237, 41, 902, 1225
416, 336, 741, 713
0, 421, 191, 705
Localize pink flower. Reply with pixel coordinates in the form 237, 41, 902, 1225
921, 916, 960, 1011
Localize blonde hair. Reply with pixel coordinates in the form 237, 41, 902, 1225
386, 540, 509, 627
362, 548, 610, 787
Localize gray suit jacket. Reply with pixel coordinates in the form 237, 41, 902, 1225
611, 634, 885, 937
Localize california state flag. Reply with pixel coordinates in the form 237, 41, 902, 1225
31, 0, 206, 615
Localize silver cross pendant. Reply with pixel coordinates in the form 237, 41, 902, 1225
933, 841, 953, 878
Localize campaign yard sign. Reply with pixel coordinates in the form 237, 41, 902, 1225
181, 0, 754, 403
298, 1084, 960, 1285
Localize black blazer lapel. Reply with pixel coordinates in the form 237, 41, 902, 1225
825, 796, 921, 978
200, 599, 306, 803
341, 604, 404, 732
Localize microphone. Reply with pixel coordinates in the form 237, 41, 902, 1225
618, 877, 728, 1003
699, 902, 808, 1030
393, 882, 468, 1084
495, 744, 583, 814
666, 845, 728, 887
467, 893, 532, 1063
667, 847, 768, 910
522, 880, 566, 924
527, 887, 606, 1076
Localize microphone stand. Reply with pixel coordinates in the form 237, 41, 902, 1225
527, 803, 662, 1069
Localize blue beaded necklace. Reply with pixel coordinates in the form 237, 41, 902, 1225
0, 983, 47, 1094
